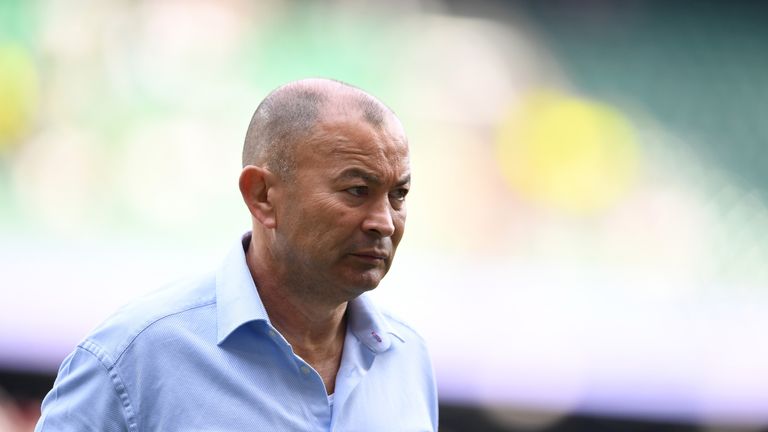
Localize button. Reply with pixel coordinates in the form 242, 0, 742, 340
268, 330, 277, 338
300, 365, 311, 375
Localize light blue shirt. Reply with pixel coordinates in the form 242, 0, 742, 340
36, 234, 438, 431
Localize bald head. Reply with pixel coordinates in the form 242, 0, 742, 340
242, 79, 398, 179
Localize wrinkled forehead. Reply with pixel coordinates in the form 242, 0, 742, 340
302, 106, 409, 161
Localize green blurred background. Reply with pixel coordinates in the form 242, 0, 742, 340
2, 1, 768, 431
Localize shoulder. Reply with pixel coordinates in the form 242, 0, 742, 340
80, 271, 217, 367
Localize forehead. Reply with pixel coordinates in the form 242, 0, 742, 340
297, 111, 410, 179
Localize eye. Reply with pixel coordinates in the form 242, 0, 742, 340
389, 188, 409, 202
346, 186, 369, 197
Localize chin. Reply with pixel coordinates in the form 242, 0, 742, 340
333, 267, 387, 298
342, 276, 384, 298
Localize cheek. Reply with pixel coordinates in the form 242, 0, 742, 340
306, 197, 356, 238
397, 204, 407, 222
392, 212, 407, 243
316, 197, 352, 223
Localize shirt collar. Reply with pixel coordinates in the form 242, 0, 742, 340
347, 293, 403, 353
216, 232, 405, 351
216, 232, 271, 344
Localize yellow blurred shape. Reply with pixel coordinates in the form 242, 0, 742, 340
497, 90, 638, 213
0, 42, 39, 151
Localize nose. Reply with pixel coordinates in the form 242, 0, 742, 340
362, 196, 396, 238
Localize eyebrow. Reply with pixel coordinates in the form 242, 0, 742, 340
338, 168, 411, 187
396, 173, 411, 187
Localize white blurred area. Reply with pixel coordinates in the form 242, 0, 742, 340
2, 0, 768, 429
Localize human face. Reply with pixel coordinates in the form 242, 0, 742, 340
271, 111, 410, 302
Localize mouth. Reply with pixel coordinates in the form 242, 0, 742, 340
349, 251, 389, 263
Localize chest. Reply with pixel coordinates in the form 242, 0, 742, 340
124, 348, 432, 431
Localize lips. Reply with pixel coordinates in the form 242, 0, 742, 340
349, 250, 389, 261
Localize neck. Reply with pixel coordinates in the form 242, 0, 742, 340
245, 231, 347, 393
258, 274, 348, 353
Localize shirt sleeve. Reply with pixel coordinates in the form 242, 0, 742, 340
35, 346, 131, 432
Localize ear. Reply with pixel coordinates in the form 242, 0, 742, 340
239, 165, 277, 229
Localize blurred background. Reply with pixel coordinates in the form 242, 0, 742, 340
2, 0, 768, 430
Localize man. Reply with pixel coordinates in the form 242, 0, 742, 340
35, 79, 438, 431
